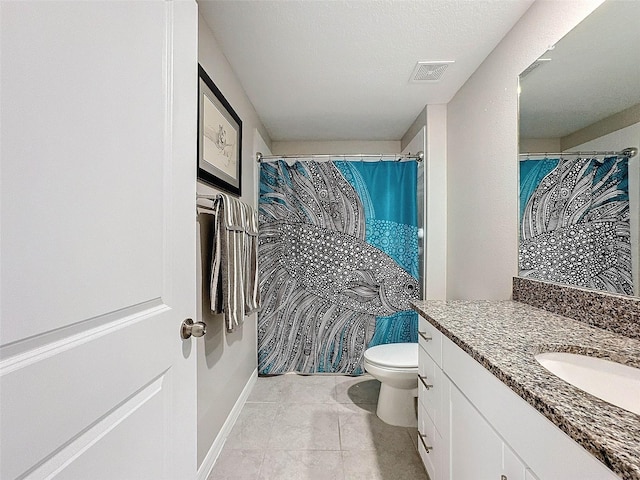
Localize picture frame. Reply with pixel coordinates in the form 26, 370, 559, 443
198, 64, 242, 196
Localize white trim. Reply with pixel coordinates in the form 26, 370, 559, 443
196, 368, 258, 480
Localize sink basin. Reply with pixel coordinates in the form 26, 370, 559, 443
535, 352, 640, 415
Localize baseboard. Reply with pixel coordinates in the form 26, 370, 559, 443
196, 368, 258, 480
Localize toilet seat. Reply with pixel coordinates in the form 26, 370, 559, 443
364, 343, 418, 369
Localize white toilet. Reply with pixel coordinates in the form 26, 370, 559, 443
363, 342, 418, 427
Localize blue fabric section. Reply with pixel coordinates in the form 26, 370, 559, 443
368, 310, 418, 347
592, 156, 629, 204
335, 162, 376, 219
336, 161, 419, 277
336, 161, 418, 226
260, 160, 309, 198
336, 160, 420, 351
366, 219, 419, 278
259, 162, 278, 196
259, 161, 289, 212
260, 160, 315, 223
258, 349, 271, 374
519, 159, 558, 223
519, 157, 629, 222
258, 159, 421, 375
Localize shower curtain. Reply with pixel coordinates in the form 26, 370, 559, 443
258, 159, 420, 375
519, 155, 632, 295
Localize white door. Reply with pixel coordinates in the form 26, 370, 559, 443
0, 2, 198, 479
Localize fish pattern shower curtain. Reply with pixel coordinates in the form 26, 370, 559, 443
519, 155, 632, 295
258, 159, 420, 375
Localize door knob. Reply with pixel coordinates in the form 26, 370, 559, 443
180, 318, 207, 339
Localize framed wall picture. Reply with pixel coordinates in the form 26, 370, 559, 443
198, 64, 242, 196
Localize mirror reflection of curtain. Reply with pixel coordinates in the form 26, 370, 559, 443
519, 155, 632, 295
258, 159, 420, 375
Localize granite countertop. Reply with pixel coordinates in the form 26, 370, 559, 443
411, 299, 640, 480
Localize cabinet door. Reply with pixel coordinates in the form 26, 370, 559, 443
418, 401, 440, 480
450, 385, 503, 480
503, 443, 527, 480
418, 315, 443, 365
419, 343, 447, 435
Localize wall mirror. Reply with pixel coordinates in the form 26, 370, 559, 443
518, 0, 640, 297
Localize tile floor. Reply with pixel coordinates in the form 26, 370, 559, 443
207, 374, 428, 480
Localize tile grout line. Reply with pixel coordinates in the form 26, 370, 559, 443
254, 450, 266, 480
210, 375, 426, 479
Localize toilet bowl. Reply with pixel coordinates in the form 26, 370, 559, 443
363, 342, 418, 427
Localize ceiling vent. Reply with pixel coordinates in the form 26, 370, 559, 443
411, 61, 454, 82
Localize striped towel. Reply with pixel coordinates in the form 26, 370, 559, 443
210, 194, 260, 332
244, 202, 260, 315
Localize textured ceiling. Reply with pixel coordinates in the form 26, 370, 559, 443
519, 0, 640, 139
198, 0, 534, 142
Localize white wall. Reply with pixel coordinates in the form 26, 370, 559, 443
272, 140, 400, 155
572, 122, 640, 296
254, 127, 273, 197
425, 105, 448, 300
196, 12, 272, 472
402, 105, 448, 300
519, 137, 561, 153
445, 0, 604, 300
563, 103, 640, 151
403, 127, 428, 295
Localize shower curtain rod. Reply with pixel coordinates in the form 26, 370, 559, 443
256, 151, 424, 163
519, 147, 637, 159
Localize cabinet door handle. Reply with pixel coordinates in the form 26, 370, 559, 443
418, 432, 432, 453
418, 375, 433, 390
418, 331, 432, 342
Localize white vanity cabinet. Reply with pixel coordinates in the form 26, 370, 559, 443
417, 316, 449, 480
417, 315, 618, 480
418, 315, 530, 480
